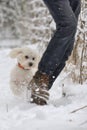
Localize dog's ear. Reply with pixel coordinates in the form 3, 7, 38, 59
9, 48, 23, 58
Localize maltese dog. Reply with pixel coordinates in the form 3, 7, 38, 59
9, 47, 40, 97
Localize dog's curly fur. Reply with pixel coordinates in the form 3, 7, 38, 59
9, 47, 40, 97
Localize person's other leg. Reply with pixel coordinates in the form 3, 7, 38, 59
69, 0, 81, 19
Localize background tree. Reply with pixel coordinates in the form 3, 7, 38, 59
65, 0, 87, 84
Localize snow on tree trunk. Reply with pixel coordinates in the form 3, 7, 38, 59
65, 0, 87, 84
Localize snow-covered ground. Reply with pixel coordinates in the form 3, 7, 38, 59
0, 47, 87, 130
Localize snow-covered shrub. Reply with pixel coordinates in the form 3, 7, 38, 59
0, 0, 18, 39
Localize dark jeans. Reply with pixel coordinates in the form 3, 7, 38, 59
38, 0, 81, 89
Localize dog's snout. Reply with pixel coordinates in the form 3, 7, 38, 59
29, 62, 33, 67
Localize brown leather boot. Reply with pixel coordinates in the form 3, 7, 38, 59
29, 71, 50, 105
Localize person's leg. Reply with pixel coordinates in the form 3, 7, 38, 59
39, 0, 77, 75
48, 0, 81, 89
49, 39, 74, 89
29, 0, 80, 105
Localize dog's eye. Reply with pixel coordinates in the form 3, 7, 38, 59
32, 57, 35, 60
25, 56, 29, 59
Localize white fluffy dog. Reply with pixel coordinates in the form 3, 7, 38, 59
9, 47, 40, 97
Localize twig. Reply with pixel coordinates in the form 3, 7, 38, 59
80, 120, 87, 126
70, 105, 87, 113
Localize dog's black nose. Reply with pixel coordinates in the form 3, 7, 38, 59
29, 62, 33, 67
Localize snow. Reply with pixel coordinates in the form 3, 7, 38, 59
0, 39, 22, 48
0, 46, 87, 130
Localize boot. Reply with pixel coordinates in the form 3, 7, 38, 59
29, 71, 50, 105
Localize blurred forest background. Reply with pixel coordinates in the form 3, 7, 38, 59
0, 0, 87, 84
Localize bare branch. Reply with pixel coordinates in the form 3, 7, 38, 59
70, 105, 87, 113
